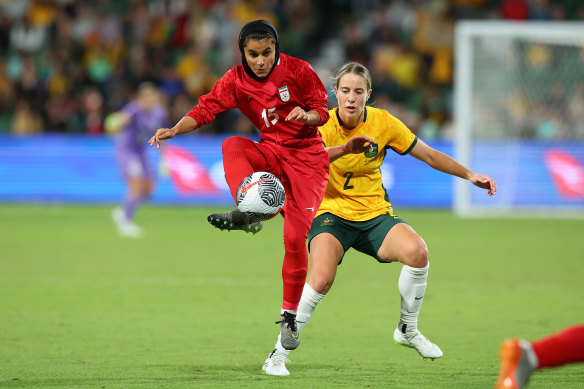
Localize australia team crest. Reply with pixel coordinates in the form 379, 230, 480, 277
365, 143, 379, 158
278, 86, 290, 102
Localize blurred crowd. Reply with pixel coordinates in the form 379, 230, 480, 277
0, 0, 583, 139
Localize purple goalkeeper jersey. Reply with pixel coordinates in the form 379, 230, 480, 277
115, 101, 169, 153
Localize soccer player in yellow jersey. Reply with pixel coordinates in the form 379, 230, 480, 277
263, 62, 497, 376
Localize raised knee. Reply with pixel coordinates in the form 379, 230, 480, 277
222, 136, 245, 153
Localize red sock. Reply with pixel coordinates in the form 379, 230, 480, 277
532, 325, 584, 369
281, 248, 308, 311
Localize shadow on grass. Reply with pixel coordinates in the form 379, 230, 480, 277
1, 362, 422, 388
1, 364, 315, 388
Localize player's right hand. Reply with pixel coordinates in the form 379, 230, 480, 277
470, 173, 497, 196
148, 127, 177, 149
344, 135, 374, 154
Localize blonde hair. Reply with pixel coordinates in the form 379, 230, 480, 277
332, 62, 372, 91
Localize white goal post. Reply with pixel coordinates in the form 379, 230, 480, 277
454, 21, 584, 218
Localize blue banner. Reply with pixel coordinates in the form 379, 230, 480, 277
0, 135, 583, 208
468, 141, 584, 209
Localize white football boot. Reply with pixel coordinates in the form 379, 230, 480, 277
394, 327, 443, 360
262, 348, 290, 376
112, 207, 143, 238
117, 221, 143, 238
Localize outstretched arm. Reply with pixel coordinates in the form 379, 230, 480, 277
148, 68, 238, 149
410, 138, 497, 196
148, 116, 198, 150
327, 136, 374, 163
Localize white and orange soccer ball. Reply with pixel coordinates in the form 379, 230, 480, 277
236, 171, 285, 222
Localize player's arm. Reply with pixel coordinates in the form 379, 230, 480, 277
149, 69, 238, 149
327, 136, 374, 162
409, 138, 497, 196
148, 116, 197, 149
286, 61, 330, 126
285, 107, 322, 126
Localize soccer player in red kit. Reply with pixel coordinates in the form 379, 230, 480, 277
149, 20, 332, 351
495, 325, 584, 388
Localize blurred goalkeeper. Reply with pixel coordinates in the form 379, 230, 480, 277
262, 62, 497, 375
149, 20, 370, 351
110, 83, 169, 238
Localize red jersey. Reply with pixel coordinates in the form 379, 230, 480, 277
186, 54, 329, 147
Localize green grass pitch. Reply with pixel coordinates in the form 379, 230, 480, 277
0, 205, 583, 388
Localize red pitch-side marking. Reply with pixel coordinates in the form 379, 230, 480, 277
240, 179, 270, 194
162, 145, 220, 194
544, 149, 584, 199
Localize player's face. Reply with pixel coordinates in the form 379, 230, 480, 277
335, 73, 371, 125
139, 89, 160, 112
244, 39, 276, 78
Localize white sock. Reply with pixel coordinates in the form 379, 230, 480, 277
398, 263, 429, 333
296, 282, 325, 333
273, 283, 325, 353
273, 333, 287, 354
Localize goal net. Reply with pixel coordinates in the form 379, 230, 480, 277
454, 21, 584, 217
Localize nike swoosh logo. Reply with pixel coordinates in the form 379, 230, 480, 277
414, 296, 424, 300
240, 178, 269, 194
305, 207, 314, 212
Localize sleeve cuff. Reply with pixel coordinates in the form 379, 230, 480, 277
186, 106, 204, 127
317, 108, 329, 126
400, 136, 418, 155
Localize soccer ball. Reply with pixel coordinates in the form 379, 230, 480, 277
236, 172, 285, 222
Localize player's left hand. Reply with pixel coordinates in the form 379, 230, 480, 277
470, 174, 497, 196
285, 106, 310, 124
344, 136, 374, 154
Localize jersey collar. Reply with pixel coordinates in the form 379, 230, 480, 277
336, 107, 367, 128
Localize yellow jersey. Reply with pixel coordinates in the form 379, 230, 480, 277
316, 107, 417, 221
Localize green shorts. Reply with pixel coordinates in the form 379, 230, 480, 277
307, 212, 405, 264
